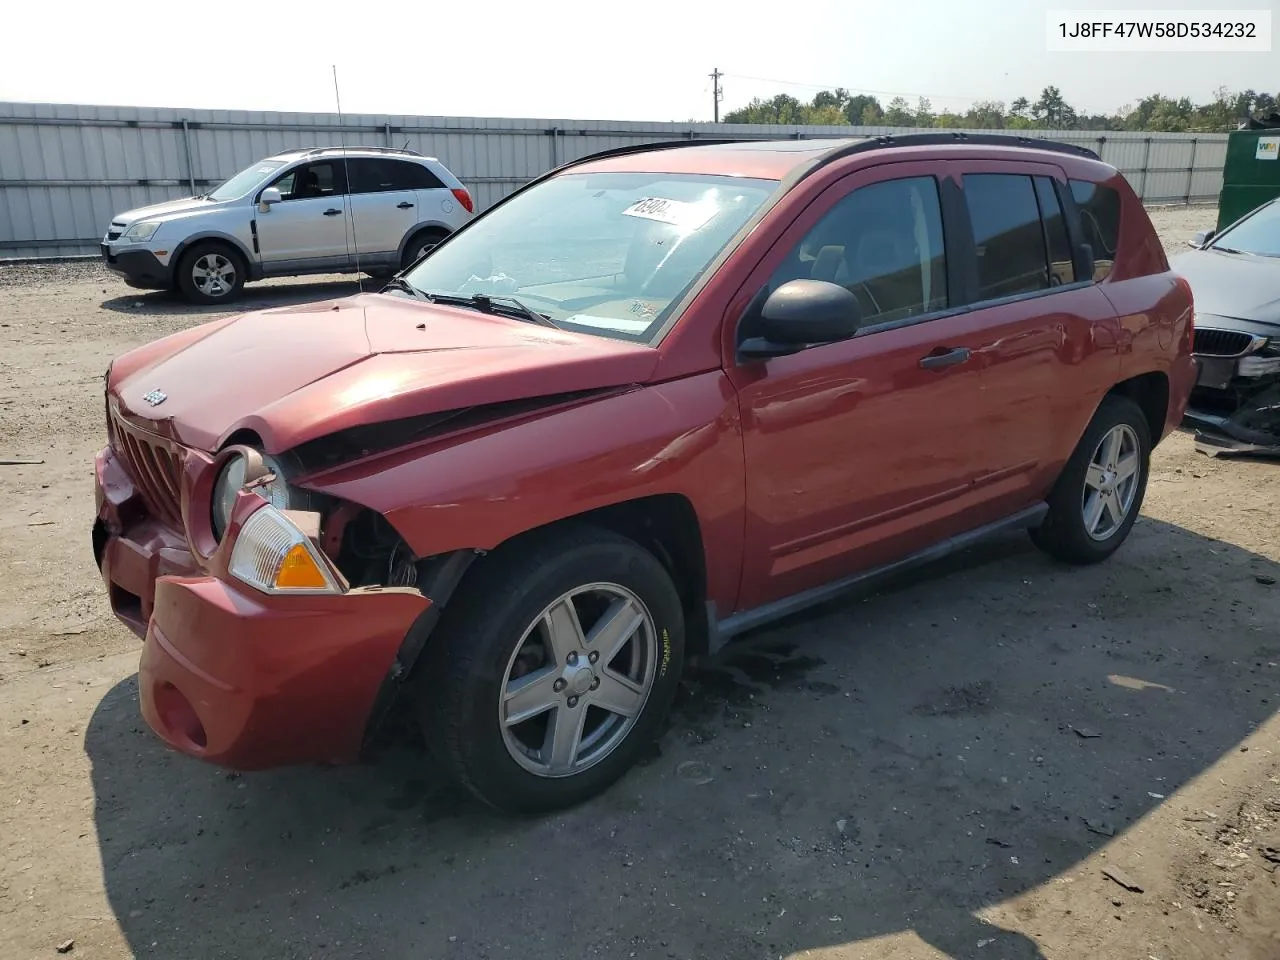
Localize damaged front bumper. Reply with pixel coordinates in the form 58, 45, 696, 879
94, 442, 432, 768
1185, 330, 1280, 457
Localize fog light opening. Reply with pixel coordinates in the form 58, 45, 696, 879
155, 682, 208, 749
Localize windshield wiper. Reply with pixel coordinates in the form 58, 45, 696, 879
382, 276, 429, 301
424, 292, 560, 329
1212, 245, 1249, 255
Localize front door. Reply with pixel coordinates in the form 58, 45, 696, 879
727, 164, 1006, 609
255, 160, 351, 272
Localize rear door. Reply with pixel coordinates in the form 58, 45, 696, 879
947, 162, 1121, 500
255, 160, 350, 270
728, 163, 1010, 609
346, 158, 424, 268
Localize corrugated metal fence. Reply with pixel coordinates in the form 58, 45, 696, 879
0, 100, 1229, 259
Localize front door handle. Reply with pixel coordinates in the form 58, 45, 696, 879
396, 201, 414, 209
919, 347, 971, 370
323, 208, 342, 216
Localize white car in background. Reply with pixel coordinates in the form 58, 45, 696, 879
100, 146, 474, 303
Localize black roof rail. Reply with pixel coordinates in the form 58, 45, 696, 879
289, 145, 426, 159
548, 137, 775, 174
548, 131, 1100, 180
817, 131, 1101, 163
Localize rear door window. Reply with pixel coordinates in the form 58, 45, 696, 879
962, 173, 1050, 300
1069, 180, 1121, 280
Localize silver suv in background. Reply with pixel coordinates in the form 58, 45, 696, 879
100, 146, 474, 303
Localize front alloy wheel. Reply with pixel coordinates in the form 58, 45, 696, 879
177, 242, 245, 304
501, 584, 656, 777
191, 252, 237, 299
417, 526, 685, 813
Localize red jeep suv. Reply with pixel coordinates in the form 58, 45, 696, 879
94, 134, 1195, 812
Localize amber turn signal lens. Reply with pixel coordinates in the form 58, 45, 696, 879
275, 543, 331, 590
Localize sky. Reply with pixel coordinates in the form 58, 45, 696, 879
0, 0, 1275, 122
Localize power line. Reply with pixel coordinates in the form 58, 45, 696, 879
723, 72, 984, 104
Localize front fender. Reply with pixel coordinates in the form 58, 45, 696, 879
300, 373, 747, 615
170, 231, 260, 279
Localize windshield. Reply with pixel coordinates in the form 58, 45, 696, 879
207, 160, 287, 202
1213, 200, 1280, 256
402, 171, 777, 341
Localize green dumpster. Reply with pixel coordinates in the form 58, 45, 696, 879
1217, 128, 1280, 230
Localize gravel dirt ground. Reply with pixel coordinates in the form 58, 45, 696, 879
1, 204, 1278, 960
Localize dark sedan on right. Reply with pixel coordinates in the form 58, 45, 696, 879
1172, 197, 1280, 455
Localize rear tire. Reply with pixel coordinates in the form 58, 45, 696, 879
176, 242, 245, 304
416, 526, 685, 814
401, 228, 449, 270
1030, 394, 1151, 564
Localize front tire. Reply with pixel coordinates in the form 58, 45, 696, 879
176, 242, 245, 304
416, 526, 685, 814
1030, 394, 1151, 564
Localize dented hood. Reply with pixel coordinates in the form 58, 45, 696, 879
109, 293, 660, 453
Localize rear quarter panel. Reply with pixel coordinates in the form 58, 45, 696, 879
300, 373, 747, 614
1095, 178, 1195, 439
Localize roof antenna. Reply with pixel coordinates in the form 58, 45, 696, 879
332, 64, 363, 295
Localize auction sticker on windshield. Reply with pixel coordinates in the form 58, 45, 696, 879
622, 197, 717, 230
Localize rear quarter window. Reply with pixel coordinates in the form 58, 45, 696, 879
1069, 180, 1121, 281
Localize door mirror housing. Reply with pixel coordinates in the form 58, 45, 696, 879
1189, 228, 1216, 248
258, 187, 282, 211
738, 279, 862, 361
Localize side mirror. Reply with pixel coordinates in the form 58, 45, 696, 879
738, 279, 861, 361
1189, 228, 1216, 249
258, 187, 282, 211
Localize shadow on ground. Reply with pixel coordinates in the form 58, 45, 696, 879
99, 278, 370, 316
86, 516, 1280, 959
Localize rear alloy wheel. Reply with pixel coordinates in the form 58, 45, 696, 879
417, 526, 685, 813
1031, 395, 1151, 564
177, 243, 245, 304
401, 229, 448, 270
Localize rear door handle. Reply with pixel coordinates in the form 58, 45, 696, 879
919, 347, 971, 370
323, 208, 342, 216
396, 201, 414, 209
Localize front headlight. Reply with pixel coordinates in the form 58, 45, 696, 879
229, 505, 343, 595
122, 220, 161, 242
211, 450, 292, 540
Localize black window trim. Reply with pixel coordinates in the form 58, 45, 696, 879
949, 170, 1095, 314
1054, 176, 1096, 282
259, 159, 349, 203
347, 157, 443, 195
736, 165, 1114, 361
735, 171, 964, 355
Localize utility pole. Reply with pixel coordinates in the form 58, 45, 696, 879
710, 67, 723, 123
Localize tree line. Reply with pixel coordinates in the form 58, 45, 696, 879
723, 86, 1277, 133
